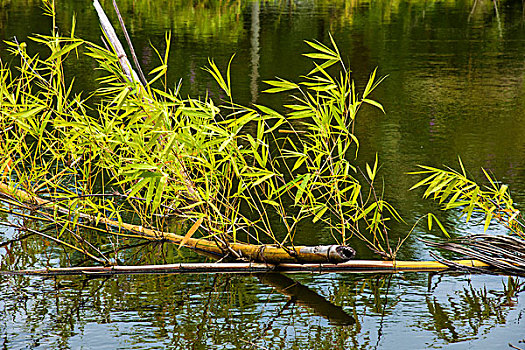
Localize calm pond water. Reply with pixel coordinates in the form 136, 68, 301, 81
1, 0, 525, 348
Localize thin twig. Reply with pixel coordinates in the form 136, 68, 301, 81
1, 222, 106, 264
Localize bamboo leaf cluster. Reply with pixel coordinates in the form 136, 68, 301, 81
411, 160, 524, 237
0, 4, 403, 263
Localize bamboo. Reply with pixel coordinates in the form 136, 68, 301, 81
93, 0, 140, 84
0, 259, 490, 276
0, 181, 355, 263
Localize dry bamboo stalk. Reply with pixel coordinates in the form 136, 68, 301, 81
0, 259, 491, 276
93, 0, 139, 84
0, 181, 355, 263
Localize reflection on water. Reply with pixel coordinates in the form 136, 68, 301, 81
1, 272, 524, 349
1, 0, 525, 348
259, 273, 355, 326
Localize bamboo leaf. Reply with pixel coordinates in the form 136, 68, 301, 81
363, 99, 385, 113
428, 213, 450, 238
484, 209, 493, 232
303, 53, 338, 60
294, 174, 311, 205
152, 175, 167, 212
304, 40, 337, 56
312, 206, 328, 223
262, 79, 299, 93
47, 41, 83, 61
179, 217, 204, 248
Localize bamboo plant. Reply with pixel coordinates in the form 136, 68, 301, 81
0, 0, 402, 265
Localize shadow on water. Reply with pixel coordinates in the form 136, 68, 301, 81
258, 273, 355, 326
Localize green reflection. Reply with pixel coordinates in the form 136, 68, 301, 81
422, 276, 524, 344
1, 0, 525, 348
2, 272, 523, 349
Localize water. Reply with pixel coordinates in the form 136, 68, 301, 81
1, 0, 525, 348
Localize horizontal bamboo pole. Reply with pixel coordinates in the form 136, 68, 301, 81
0, 181, 354, 263
0, 259, 490, 276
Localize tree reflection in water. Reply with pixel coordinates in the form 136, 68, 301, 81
423, 275, 525, 344
1, 270, 524, 349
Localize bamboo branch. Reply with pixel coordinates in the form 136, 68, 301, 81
112, 0, 147, 86
92, 0, 200, 202
0, 181, 356, 264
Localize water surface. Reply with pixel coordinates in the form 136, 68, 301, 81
1, 0, 525, 348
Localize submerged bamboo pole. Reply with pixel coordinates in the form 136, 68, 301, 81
0, 181, 355, 263
0, 259, 490, 276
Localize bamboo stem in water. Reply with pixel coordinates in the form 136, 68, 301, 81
0, 259, 490, 276
0, 181, 355, 264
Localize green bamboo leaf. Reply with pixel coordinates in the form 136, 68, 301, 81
152, 176, 167, 212
428, 213, 450, 238
262, 79, 299, 93
361, 202, 378, 218
128, 177, 149, 198
294, 173, 311, 205
465, 187, 479, 222
47, 41, 83, 61
292, 156, 307, 172
363, 68, 377, 98
363, 99, 385, 113
145, 177, 159, 207
147, 64, 167, 87
458, 156, 466, 176
307, 59, 338, 76
439, 179, 458, 204
204, 58, 231, 97
484, 209, 493, 232
303, 53, 338, 60
11, 105, 45, 120
312, 206, 328, 223
409, 172, 439, 191
252, 173, 275, 187
304, 40, 337, 56
262, 199, 279, 207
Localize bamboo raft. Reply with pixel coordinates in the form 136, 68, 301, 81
1, 0, 522, 278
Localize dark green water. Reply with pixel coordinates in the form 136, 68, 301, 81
1, 0, 525, 348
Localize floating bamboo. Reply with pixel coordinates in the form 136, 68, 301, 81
0, 259, 490, 276
0, 181, 355, 264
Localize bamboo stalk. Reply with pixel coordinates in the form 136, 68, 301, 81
93, 0, 139, 84
0, 181, 355, 264
0, 259, 490, 276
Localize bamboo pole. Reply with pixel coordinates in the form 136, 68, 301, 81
93, 0, 140, 84
0, 259, 490, 276
0, 181, 355, 263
